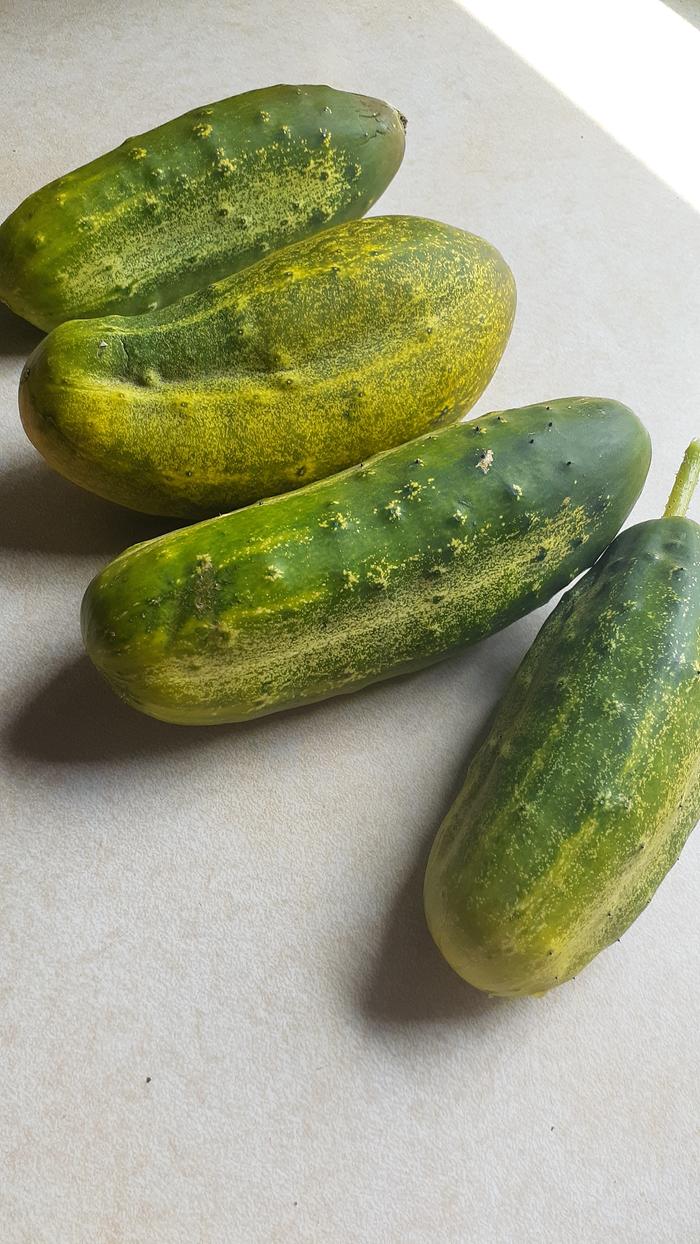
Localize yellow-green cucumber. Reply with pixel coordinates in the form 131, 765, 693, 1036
20, 215, 516, 517
425, 441, 700, 998
1, 84, 406, 331
81, 397, 651, 725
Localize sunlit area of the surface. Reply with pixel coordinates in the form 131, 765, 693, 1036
462, 0, 700, 210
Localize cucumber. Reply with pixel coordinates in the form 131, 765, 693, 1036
424, 442, 700, 998
19, 216, 516, 517
0, 84, 406, 331
81, 397, 651, 725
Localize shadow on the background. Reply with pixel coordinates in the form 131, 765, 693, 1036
362, 850, 506, 1025
0, 459, 177, 555
0, 302, 43, 357
359, 636, 525, 1027
6, 654, 209, 763
6, 644, 460, 765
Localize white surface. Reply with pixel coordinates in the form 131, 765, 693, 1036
1, 2, 699, 1241
468, 0, 700, 210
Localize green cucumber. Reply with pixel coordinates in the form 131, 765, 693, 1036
0, 84, 406, 331
20, 215, 516, 517
81, 397, 650, 725
425, 442, 700, 998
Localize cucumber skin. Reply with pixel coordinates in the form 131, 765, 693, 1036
0, 84, 406, 331
81, 397, 651, 725
19, 216, 516, 517
425, 517, 700, 998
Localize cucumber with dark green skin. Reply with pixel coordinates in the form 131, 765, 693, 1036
19, 215, 516, 518
0, 84, 406, 331
81, 397, 650, 725
424, 443, 700, 999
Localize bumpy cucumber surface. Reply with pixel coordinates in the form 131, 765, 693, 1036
20, 216, 516, 517
81, 398, 651, 725
0, 84, 406, 331
425, 446, 700, 998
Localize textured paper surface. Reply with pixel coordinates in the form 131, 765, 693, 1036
1, 3, 699, 1241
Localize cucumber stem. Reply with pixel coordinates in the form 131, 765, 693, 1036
664, 440, 700, 518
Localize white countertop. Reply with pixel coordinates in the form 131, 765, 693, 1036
2, 2, 698, 1240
